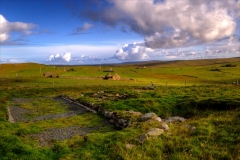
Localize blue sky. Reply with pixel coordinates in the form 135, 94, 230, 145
0, 0, 240, 64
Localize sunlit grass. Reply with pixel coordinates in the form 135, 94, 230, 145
0, 58, 239, 159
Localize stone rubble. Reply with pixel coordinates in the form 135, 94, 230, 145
58, 95, 190, 144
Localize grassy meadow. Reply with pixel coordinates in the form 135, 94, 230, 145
0, 58, 240, 159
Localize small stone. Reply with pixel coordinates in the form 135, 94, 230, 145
141, 113, 158, 121
126, 144, 135, 149
154, 117, 162, 122
139, 134, 148, 143
118, 119, 126, 125
146, 128, 164, 136
127, 121, 132, 127
159, 122, 169, 131
116, 123, 121, 128
109, 119, 114, 123
163, 116, 186, 123
93, 93, 98, 96
190, 126, 196, 132
123, 122, 128, 127
128, 110, 142, 117
185, 125, 196, 133
106, 112, 113, 119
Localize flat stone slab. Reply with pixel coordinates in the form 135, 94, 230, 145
146, 128, 164, 136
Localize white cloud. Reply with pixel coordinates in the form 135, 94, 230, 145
48, 52, 71, 62
0, 14, 36, 43
114, 42, 154, 60
81, 0, 238, 49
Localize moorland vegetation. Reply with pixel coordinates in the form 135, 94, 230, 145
0, 57, 239, 159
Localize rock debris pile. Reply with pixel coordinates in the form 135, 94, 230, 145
59, 95, 190, 144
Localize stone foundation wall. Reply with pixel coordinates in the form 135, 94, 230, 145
60, 95, 131, 129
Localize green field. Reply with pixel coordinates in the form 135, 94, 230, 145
0, 58, 240, 159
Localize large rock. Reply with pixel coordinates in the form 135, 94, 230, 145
141, 113, 158, 121
146, 128, 164, 136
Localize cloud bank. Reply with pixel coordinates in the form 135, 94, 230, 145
76, 0, 240, 60
0, 14, 37, 43
47, 52, 103, 64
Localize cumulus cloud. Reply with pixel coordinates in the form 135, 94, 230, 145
78, 0, 239, 49
114, 42, 153, 60
0, 14, 36, 43
70, 22, 93, 35
48, 52, 71, 62
82, 0, 239, 44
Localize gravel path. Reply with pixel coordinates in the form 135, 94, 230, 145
8, 106, 31, 122
31, 126, 98, 146
8, 97, 88, 123
8, 97, 115, 146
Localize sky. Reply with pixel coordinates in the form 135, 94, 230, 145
0, 0, 240, 64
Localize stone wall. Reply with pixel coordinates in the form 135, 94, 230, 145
60, 95, 131, 129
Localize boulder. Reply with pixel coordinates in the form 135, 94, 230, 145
141, 113, 158, 121
146, 128, 164, 136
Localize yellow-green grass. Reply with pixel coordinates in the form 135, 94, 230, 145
0, 57, 239, 159
0, 57, 239, 87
